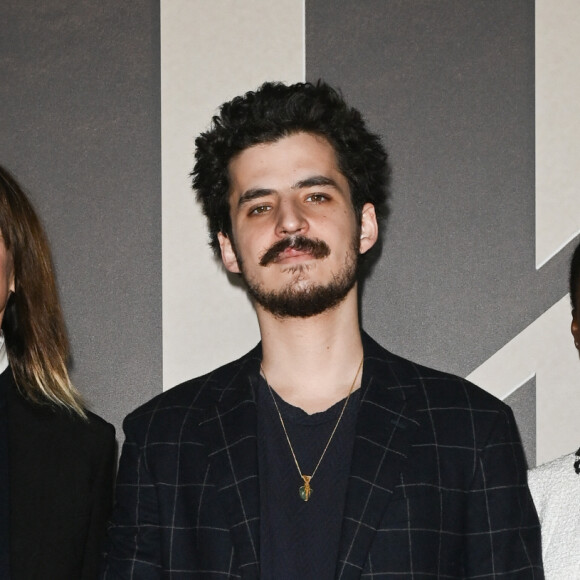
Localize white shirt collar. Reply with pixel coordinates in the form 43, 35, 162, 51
0, 333, 9, 374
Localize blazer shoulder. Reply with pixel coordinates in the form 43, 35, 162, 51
124, 342, 262, 433
8, 381, 115, 442
8, 390, 116, 491
363, 331, 510, 413
45, 406, 115, 447
83, 408, 116, 443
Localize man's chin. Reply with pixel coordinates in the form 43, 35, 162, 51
249, 281, 354, 319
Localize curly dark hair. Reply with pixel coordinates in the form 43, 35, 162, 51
570, 238, 580, 311
192, 81, 390, 257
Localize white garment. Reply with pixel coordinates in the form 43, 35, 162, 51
0, 332, 7, 374
528, 452, 580, 579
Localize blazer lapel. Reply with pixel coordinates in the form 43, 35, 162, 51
336, 337, 421, 579
198, 346, 262, 580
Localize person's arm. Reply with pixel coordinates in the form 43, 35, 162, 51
101, 417, 162, 580
464, 406, 544, 578
81, 421, 116, 580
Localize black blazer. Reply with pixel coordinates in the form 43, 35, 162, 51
4, 368, 116, 579
102, 333, 543, 579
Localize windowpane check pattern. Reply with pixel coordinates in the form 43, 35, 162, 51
102, 334, 543, 579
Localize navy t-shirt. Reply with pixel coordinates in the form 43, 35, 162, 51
257, 376, 359, 579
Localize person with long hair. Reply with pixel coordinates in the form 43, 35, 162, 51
0, 165, 115, 579
528, 239, 580, 578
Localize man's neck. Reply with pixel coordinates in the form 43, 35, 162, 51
257, 290, 364, 414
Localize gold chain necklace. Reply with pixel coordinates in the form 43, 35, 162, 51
261, 356, 364, 502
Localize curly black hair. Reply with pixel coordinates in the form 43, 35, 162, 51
192, 81, 390, 257
570, 238, 580, 311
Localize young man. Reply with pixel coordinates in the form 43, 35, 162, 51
102, 82, 543, 578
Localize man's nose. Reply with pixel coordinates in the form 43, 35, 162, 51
275, 200, 308, 236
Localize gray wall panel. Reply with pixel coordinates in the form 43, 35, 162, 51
505, 378, 536, 467
306, 0, 563, 377
304, 0, 580, 463
0, 0, 162, 436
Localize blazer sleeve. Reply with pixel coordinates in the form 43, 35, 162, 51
81, 421, 117, 580
463, 405, 544, 578
101, 416, 163, 580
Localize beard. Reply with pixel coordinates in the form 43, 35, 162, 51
238, 235, 360, 318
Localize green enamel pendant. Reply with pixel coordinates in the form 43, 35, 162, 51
299, 475, 312, 501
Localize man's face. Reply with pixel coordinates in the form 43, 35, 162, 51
218, 132, 378, 318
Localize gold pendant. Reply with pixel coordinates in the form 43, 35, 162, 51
299, 475, 312, 501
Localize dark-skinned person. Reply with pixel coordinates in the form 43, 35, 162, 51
528, 238, 580, 578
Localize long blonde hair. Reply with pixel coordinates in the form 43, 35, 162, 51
0, 165, 85, 417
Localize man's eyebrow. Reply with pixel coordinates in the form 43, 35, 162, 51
237, 175, 339, 207
237, 188, 274, 207
292, 175, 339, 189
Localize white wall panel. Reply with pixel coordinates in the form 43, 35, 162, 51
536, 0, 580, 267
161, 0, 305, 389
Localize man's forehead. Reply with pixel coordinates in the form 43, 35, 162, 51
226, 132, 343, 191
228, 131, 338, 167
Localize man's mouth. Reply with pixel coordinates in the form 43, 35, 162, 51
259, 235, 330, 266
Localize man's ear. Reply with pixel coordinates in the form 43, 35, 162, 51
572, 309, 580, 355
218, 232, 241, 274
359, 203, 379, 255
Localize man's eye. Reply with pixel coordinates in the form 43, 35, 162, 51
250, 205, 271, 215
306, 194, 328, 203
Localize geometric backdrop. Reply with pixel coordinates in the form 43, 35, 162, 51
2, 0, 579, 468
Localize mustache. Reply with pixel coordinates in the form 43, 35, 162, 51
259, 236, 330, 266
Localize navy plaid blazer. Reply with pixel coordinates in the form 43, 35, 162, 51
102, 333, 543, 579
